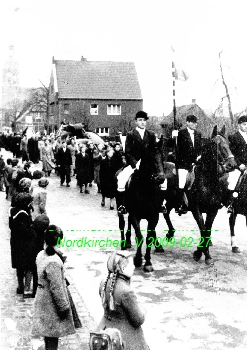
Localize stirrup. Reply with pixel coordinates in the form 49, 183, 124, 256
118, 205, 127, 215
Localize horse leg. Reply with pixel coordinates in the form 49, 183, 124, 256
229, 212, 241, 253
118, 212, 127, 250
204, 209, 218, 246
125, 214, 132, 249
144, 214, 160, 273
191, 208, 214, 265
163, 205, 175, 240
131, 216, 143, 268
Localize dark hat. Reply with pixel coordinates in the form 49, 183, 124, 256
38, 177, 49, 188
33, 170, 44, 179
238, 115, 247, 124
186, 115, 198, 123
135, 111, 148, 120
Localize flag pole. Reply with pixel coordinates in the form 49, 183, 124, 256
172, 53, 179, 205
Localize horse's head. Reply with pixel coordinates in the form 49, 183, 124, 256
211, 126, 237, 172
139, 146, 165, 184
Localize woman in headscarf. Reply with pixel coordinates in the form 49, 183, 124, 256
32, 225, 76, 350
95, 250, 149, 350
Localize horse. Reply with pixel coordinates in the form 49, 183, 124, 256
115, 145, 165, 273
161, 125, 237, 265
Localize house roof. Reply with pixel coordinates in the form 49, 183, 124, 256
163, 103, 215, 137
54, 60, 142, 100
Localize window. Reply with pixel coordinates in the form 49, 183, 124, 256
107, 104, 121, 115
90, 104, 98, 115
64, 103, 70, 114
95, 127, 109, 136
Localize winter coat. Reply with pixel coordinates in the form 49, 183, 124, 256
40, 146, 54, 172
32, 187, 47, 220
96, 275, 149, 350
9, 207, 35, 269
99, 156, 117, 198
32, 250, 75, 338
75, 152, 90, 186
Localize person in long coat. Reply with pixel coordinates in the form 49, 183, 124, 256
56, 140, 72, 186
4, 158, 13, 199
40, 140, 55, 177
67, 138, 78, 176
32, 177, 49, 220
93, 143, 105, 193
75, 144, 90, 193
96, 250, 149, 350
32, 225, 76, 350
28, 135, 40, 164
99, 148, 116, 209
9, 192, 34, 295
86, 141, 95, 186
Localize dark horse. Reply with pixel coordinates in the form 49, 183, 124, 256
116, 145, 165, 272
161, 126, 237, 265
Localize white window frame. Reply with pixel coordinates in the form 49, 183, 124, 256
64, 103, 70, 114
90, 104, 98, 115
107, 104, 121, 115
95, 127, 109, 136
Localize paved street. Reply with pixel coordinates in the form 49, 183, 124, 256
1, 149, 247, 350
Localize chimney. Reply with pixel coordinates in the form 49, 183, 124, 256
192, 99, 196, 104
81, 56, 87, 61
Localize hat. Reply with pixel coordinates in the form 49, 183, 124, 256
19, 177, 32, 191
107, 250, 134, 273
38, 177, 49, 188
238, 115, 247, 124
186, 115, 198, 123
135, 111, 148, 120
33, 170, 44, 179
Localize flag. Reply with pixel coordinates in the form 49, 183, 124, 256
171, 46, 189, 81
173, 65, 189, 81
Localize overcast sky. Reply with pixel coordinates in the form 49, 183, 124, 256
0, 0, 246, 116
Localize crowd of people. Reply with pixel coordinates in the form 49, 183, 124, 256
0, 129, 128, 209
0, 112, 152, 350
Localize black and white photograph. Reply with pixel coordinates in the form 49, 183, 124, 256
0, 1, 247, 349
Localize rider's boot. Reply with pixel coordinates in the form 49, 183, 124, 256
226, 190, 238, 214
117, 191, 127, 215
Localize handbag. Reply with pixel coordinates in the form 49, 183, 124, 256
89, 328, 124, 350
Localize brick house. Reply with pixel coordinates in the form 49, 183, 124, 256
49, 57, 143, 137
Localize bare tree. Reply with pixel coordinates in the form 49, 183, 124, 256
219, 51, 234, 125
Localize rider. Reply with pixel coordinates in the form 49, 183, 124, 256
227, 115, 247, 213
176, 115, 202, 215
117, 111, 157, 214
